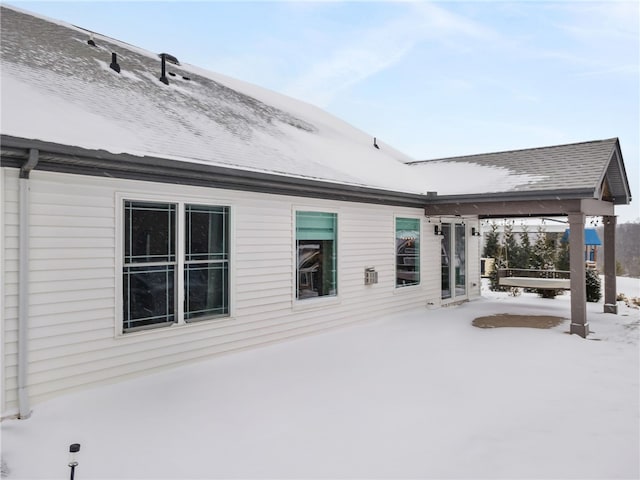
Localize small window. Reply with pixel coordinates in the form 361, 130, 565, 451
296, 211, 337, 299
396, 218, 420, 287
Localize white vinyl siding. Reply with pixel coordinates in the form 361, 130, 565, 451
1, 168, 475, 414
467, 221, 482, 299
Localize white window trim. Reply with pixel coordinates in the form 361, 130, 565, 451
292, 205, 341, 310
114, 192, 234, 337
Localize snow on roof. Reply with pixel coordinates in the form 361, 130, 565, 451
410, 139, 629, 200
0, 5, 620, 199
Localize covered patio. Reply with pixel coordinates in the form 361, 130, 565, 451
414, 138, 632, 337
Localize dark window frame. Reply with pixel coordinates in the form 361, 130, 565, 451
121, 199, 230, 333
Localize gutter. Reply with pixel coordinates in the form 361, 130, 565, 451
1, 135, 429, 208
17, 148, 38, 419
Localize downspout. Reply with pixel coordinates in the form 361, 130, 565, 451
17, 148, 38, 419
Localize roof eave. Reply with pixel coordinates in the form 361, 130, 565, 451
0, 135, 429, 208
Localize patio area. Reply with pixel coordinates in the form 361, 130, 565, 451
1, 278, 638, 479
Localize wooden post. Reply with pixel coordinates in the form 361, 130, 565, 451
603, 215, 617, 314
568, 213, 588, 337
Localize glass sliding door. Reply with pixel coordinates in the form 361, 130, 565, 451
441, 224, 452, 299
441, 222, 467, 301
455, 223, 466, 297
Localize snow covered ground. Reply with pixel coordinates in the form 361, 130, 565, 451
1, 277, 638, 479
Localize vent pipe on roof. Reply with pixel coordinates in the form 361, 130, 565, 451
159, 53, 180, 65
373, 137, 380, 149
109, 52, 121, 73
159, 54, 169, 85
87, 34, 96, 47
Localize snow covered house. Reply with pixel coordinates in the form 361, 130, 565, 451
0, 5, 632, 419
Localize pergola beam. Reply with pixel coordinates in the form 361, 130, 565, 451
424, 198, 614, 218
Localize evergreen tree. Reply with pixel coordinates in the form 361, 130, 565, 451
519, 225, 532, 269
531, 226, 556, 270
489, 255, 508, 292
557, 238, 570, 271
503, 222, 522, 268
586, 268, 602, 302
483, 222, 500, 259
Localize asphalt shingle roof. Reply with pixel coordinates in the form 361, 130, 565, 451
409, 139, 630, 203
0, 5, 632, 205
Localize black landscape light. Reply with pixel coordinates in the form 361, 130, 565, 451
68, 443, 80, 480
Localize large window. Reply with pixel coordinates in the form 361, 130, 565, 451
396, 218, 420, 287
122, 200, 229, 332
184, 205, 229, 321
296, 211, 337, 300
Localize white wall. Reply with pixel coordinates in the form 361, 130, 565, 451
1, 168, 477, 415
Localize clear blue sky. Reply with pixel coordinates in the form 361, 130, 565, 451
7, 0, 640, 222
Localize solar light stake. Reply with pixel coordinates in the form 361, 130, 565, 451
68, 443, 80, 480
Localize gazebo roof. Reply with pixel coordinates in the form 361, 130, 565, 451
561, 228, 602, 246
411, 138, 631, 206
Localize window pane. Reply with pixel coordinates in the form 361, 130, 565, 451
123, 265, 175, 330
186, 205, 229, 262
296, 212, 337, 299
185, 263, 229, 320
455, 224, 466, 296
124, 201, 176, 264
296, 211, 337, 240
396, 218, 420, 286
441, 223, 452, 299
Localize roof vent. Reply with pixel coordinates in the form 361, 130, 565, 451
158, 53, 180, 65
87, 34, 96, 47
159, 54, 169, 85
109, 52, 121, 73
373, 137, 380, 149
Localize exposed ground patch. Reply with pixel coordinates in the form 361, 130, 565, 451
472, 314, 567, 329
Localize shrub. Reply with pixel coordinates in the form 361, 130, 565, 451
537, 289, 558, 299
586, 269, 602, 302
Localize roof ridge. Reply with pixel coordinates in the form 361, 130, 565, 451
408, 137, 619, 164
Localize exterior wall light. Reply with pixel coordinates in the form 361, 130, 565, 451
434, 225, 444, 236
68, 443, 80, 480
471, 227, 482, 237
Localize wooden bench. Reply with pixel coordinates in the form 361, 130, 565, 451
498, 268, 571, 290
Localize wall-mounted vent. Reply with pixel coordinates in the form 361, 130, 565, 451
364, 267, 378, 285
109, 52, 120, 73
158, 53, 180, 65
